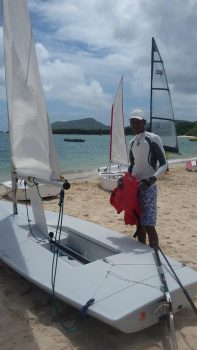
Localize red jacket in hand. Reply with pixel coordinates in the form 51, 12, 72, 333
110, 172, 141, 225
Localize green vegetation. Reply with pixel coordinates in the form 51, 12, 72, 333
51, 117, 197, 136
165, 152, 172, 160
185, 123, 197, 136
175, 120, 197, 136
52, 127, 134, 135
51, 117, 109, 131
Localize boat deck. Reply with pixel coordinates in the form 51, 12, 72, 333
0, 200, 197, 333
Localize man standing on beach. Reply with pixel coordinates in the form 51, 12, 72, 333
128, 109, 167, 247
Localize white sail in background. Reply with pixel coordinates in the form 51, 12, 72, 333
150, 38, 179, 153
3, 0, 61, 180
109, 76, 128, 166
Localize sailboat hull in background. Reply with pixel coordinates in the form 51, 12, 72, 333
98, 172, 123, 192
2, 180, 59, 201
0, 199, 197, 333
98, 164, 127, 191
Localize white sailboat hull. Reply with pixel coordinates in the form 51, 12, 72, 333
2, 180, 59, 201
0, 199, 197, 334
98, 171, 125, 192
98, 164, 128, 173
98, 165, 127, 191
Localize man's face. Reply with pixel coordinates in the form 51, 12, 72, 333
130, 118, 145, 134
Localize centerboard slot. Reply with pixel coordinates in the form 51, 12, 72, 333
43, 226, 121, 265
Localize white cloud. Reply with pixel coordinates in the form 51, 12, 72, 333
0, 0, 197, 125
36, 42, 50, 62
35, 44, 111, 109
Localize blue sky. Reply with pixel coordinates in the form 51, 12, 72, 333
0, 0, 197, 131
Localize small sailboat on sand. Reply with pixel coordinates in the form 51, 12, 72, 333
0, 2, 197, 339
98, 77, 128, 191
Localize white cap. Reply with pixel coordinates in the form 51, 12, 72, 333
129, 109, 145, 120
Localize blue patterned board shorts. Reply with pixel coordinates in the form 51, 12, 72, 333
138, 184, 157, 226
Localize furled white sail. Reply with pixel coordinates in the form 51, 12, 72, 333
109, 76, 128, 166
3, 0, 62, 180
150, 38, 179, 153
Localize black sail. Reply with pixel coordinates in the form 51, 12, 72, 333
150, 38, 179, 153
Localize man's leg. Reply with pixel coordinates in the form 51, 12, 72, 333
139, 184, 158, 247
138, 227, 147, 244
145, 226, 158, 247
134, 222, 147, 244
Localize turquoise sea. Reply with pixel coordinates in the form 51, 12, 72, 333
0, 133, 196, 182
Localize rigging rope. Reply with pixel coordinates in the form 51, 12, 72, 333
158, 245, 197, 316
24, 180, 45, 243
81, 257, 164, 310
154, 243, 179, 350
50, 188, 86, 332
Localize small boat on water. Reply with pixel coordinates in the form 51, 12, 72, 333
64, 138, 85, 142
186, 160, 197, 172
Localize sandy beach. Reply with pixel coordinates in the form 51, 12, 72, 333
0, 163, 197, 350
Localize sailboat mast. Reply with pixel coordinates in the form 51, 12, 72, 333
2, 0, 18, 215
109, 104, 114, 164
150, 37, 154, 133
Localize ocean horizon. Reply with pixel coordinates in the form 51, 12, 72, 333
0, 133, 196, 182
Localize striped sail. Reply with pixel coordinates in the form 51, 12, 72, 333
150, 38, 179, 153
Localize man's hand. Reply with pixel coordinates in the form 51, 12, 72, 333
140, 176, 157, 190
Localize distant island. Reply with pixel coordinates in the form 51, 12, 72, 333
51, 117, 111, 135
51, 117, 197, 136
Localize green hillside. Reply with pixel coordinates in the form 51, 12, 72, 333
51, 117, 110, 131
51, 117, 197, 136
175, 120, 197, 136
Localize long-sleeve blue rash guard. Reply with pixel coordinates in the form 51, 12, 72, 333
128, 131, 167, 181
